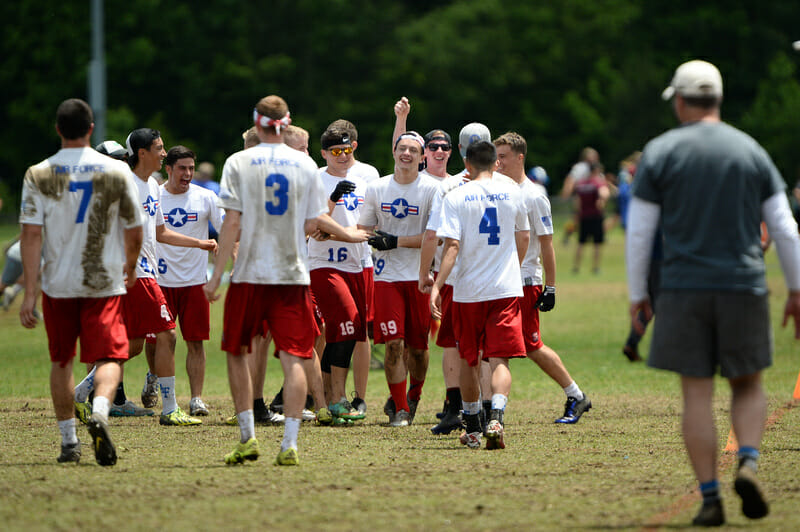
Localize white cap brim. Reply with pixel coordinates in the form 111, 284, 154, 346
661, 86, 676, 100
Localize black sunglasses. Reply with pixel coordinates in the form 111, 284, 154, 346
426, 143, 451, 152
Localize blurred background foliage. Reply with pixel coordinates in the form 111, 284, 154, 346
2, 0, 800, 218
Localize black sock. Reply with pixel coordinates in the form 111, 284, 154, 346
254, 397, 267, 412
446, 388, 461, 414
464, 413, 481, 434
113, 382, 126, 406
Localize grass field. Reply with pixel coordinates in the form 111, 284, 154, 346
1, 218, 799, 531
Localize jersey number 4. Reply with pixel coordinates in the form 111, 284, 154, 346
69, 181, 93, 223
479, 207, 500, 245
265, 173, 289, 215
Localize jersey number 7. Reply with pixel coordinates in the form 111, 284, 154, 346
69, 181, 93, 223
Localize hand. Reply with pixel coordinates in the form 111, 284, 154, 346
430, 284, 442, 320
123, 263, 137, 290
394, 97, 410, 119
629, 300, 653, 336
198, 239, 219, 254
19, 293, 38, 329
537, 285, 556, 312
344, 227, 370, 243
418, 272, 434, 294
309, 228, 331, 241
368, 230, 398, 251
203, 276, 222, 303
330, 180, 356, 203
782, 290, 800, 339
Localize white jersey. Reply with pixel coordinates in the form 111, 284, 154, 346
420, 169, 449, 182
359, 172, 439, 282
307, 170, 372, 273
437, 177, 529, 303
320, 160, 381, 184
518, 179, 554, 285
132, 174, 165, 279
427, 174, 470, 278
218, 142, 326, 285
19, 147, 144, 298
157, 183, 223, 287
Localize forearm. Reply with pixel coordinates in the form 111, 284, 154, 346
763, 192, 800, 290
211, 212, 240, 280
539, 235, 556, 286
515, 231, 529, 266
435, 238, 459, 289
19, 224, 42, 294
419, 230, 438, 278
123, 226, 143, 274
398, 233, 424, 249
626, 197, 660, 302
157, 226, 203, 248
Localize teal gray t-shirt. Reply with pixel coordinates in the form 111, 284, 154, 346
633, 121, 785, 294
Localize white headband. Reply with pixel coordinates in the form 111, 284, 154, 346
253, 109, 292, 135
394, 131, 425, 150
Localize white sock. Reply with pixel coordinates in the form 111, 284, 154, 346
58, 418, 78, 445
563, 381, 584, 401
9, 284, 23, 297
92, 396, 110, 421
237, 409, 255, 442
159, 376, 177, 414
282, 417, 301, 451
462, 400, 482, 416
74, 366, 97, 402
491, 393, 508, 411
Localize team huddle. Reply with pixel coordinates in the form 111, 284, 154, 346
20, 94, 590, 468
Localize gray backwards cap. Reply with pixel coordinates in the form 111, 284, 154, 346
458, 122, 491, 158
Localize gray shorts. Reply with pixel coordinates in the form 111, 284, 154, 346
1, 256, 22, 286
647, 290, 772, 378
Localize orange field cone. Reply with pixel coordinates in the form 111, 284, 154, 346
793, 370, 800, 401
724, 428, 738, 453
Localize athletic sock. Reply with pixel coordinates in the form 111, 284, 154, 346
563, 381, 584, 401
282, 417, 301, 451
491, 393, 508, 411
74, 366, 97, 402
237, 409, 255, 442
158, 376, 177, 415
389, 380, 409, 412
253, 397, 267, 413
737, 446, 760, 472
58, 418, 78, 445
92, 396, 110, 422
463, 413, 481, 434
408, 377, 425, 401
113, 382, 127, 406
462, 400, 481, 416
446, 387, 462, 414
699, 479, 720, 505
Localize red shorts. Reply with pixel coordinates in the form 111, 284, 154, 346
310, 268, 369, 343
521, 285, 544, 351
122, 277, 175, 340
435, 283, 456, 348
161, 284, 210, 342
42, 293, 129, 368
373, 280, 430, 349
453, 297, 526, 367
221, 283, 316, 359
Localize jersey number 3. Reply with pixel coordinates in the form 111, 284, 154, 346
265, 173, 289, 215
479, 207, 500, 245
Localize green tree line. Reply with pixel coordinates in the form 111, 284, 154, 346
2, 0, 800, 216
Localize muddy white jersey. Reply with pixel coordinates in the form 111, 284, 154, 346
427, 174, 470, 279
19, 147, 144, 298
157, 183, 223, 287
359, 172, 439, 282
437, 177, 528, 303
131, 174, 165, 279
308, 170, 372, 273
218, 142, 326, 285
519, 179, 554, 285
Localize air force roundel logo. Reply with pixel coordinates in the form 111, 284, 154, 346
338, 192, 364, 211
142, 195, 159, 216
381, 198, 419, 219
165, 207, 198, 228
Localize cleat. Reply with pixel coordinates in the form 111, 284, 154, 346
224, 437, 259, 465
383, 396, 396, 423
57, 441, 81, 464
110, 399, 154, 417
623, 345, 642, 362
141, 373, 159, 409
555, 395, 592, 424
159, 407, 202, 426
435, 399, 448, 420
735, 463, 769, 519
87, 414, 117, 466
485, 419, 506, 450
301, 408, 316, 422
329, 399, 365, 421
459, 431, 482, 449
332, 416, 354, 426
255, 406, 284, 425
269, 389, 283, 414
692, 500, 725, 527
275, 447, 299, 466
407, 398, 419, 425
74, 400, 92, 425
315, 406, 334, 425
390, 409, 411, 427
351, 395, 367, 416
224, 413, 238, 426
189, 397, 210, 416
431, 411, 464, 435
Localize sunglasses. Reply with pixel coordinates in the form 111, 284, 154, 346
426, 143, 451, 152
328, 146, 353, 156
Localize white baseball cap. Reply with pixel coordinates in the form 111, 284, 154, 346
458, 122, 491, 158
661, 60, 723, 101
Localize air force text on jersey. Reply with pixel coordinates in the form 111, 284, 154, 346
463, 192, 511, 203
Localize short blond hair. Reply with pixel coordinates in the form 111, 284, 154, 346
493, 131, 527, 156
255, 95, 289, 120
284, 125, 309, 150
242, 126, 259, 149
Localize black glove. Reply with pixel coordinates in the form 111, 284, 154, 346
368, 230, 398, 251
330, 180, 356, 202
536, 285, 556, 312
